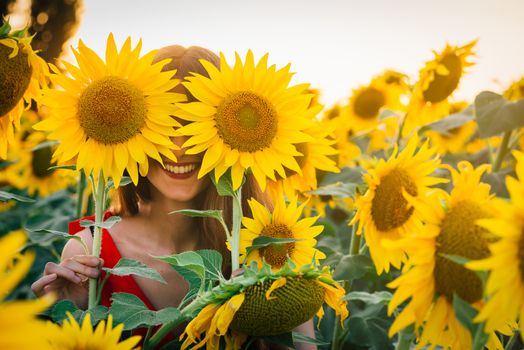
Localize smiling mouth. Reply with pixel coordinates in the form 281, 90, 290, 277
163, 162, 200, 179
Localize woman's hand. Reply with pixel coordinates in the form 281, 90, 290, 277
31, 255, 103, 309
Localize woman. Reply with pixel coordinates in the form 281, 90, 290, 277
31, 45, 315, 349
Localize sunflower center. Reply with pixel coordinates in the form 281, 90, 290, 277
78, 76, 147, 144
259, 224, 295, 268
230, 277, 325, 336
353, 88, 385, 119
0, 43, 33, 116
370, 167, 418, 232
434, 200, 492, 304
518, 228, 524, 283
423, 53, 463, 104
31, 146, 55, 178
215, 91, 278, 152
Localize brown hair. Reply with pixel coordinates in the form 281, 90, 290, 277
114, 45, 272, 277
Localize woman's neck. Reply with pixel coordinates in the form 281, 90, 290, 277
137, 194, 200, 253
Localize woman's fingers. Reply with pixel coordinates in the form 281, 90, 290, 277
61, 258, 101, 279
31, 273, 57, 296
44, 261, 83, 284
71, 255, 104, 268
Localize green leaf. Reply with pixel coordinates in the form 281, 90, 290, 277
333, 254, 375, 281
244, 236, 303, 259
48, 300, 79, 324
47, 164, 77, 171
307, 181, 358, 198
195, 249, 224, 281
154, 251, 205, 298
0, 20, 12, 37
474, 91, 524, 138
439, 253, 470, 266
103, 258, 166, 284
110, 293, 182, 330
212, 169, 237, 197
319, 166, 365, 187
80, 216, 122, 229
71, 305, 109, 327
106, 176, 132, 190
31, 140, 59, 152
170, 209, 223, 221
452, 293, 488, 350
25, 228, 85, 250
345, 291, 392, 305
419, 105, 474, 134
0, 190, 35, 203
292, 332, 330, 346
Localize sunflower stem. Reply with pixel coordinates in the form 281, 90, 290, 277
88, 171, 106, 309
394, 112, 408, 148
75, 171, 87, 218
492, 130, 512, 172
395, 327, 413, 350
231, 186, 243, 273
505, 331, 519, 350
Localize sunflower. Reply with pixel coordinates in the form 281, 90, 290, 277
239, 196, 326, 271
46, 313, 141, 350
34, 33, 185, 187
0, 21, 48, 159
387, 162, 504, 349
7, 131, 76, 196
175, 50, 314, 191
0, 230, 54, 350
341, 73, 404, 133
403, 40, 476, 136
267, 120, 339, 198
180, 264, 347, 350
425, 102, 478, 154
503, 76, 524, 101
350, 136, 445, 274
467, 151, 524, 340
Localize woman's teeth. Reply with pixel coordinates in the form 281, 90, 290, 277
165, 163, 197, 174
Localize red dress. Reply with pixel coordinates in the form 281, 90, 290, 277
68, 213, 175, 348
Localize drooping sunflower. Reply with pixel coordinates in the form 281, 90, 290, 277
267, 120, 340, 198
0, 230, 54, 350
387, 162, 504, 349
34, 33, 185, 187
239, 196, 326, 271
425, 102, 478, 154
467, 151, 524, 340
350, 136, 445, 274
7, 131, 76, 196
403, 40, 476, 136
0, 21, 49, 159
180, 264, 347, 350
175, 50, 314, 191
46, 313, 141, 350
341, 73, 404, 133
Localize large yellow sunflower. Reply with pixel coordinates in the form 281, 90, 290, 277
341, 73, 404, 133
503, 76, 524, 101
468, 151, 524, 340
267, 120, 339, 198
350, 136, 445, 274
34, 33, 185, 187
180, 266, 347, 350
0, 21, 48, 159
403, 40, 476, 136
175, 50, 314, 191
0, 230, 54, 350
7, 131, 76, 196
387, 162, 504, 349
239, 196, 326, 271
46, 313, 141, 350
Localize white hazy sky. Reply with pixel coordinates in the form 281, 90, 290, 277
72, 0, 524, 107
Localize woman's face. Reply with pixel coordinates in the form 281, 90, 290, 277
147, 135, 209, 204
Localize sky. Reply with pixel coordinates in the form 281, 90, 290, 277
69, 0, 524, 107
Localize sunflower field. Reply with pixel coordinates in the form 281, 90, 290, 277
1, 6, 524, 350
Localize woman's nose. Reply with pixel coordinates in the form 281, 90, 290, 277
171, 136, 189, 158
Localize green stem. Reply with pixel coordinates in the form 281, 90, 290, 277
492, 130, 512, 172
395, 328, 413, 350
505, 331, 519, 350
331, 225, 358, 350
394, 112, 408, 148
231, 187, 243, 273
75, 172, 87, 218
88, 171, 106, 309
